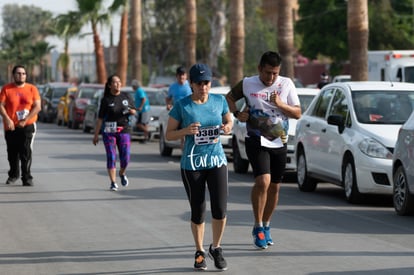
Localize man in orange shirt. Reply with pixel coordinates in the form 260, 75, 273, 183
0, 65, 41, 186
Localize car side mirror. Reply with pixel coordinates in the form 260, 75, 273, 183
327, 114, 345, 134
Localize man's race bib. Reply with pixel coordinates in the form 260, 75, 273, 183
16, 109, 29, 120
194, 125, 220, 145
104, 122, 117, 133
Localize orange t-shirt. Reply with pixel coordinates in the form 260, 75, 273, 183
0, 83, 40, 127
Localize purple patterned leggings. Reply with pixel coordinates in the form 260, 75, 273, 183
102, 132, 131, 169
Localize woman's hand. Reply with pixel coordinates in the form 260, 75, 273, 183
93, 135, 99, 145
186, 122, 201, 135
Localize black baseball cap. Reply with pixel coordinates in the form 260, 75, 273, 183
189, 64, 212, 83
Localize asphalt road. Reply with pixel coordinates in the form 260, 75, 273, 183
1, 122, 414, 275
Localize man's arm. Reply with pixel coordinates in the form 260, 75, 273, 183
0, 101, 14, 130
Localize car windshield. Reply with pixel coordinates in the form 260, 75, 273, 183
299, 95, 315, 112
79, 88, 99, 99
147, 91, 166, 106
352, 91, 414, 124
54, 87, 70, 98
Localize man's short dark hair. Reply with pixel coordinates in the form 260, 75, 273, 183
12, 65, 26, 74
259, 51, 282, 68
176, 66, 186, 75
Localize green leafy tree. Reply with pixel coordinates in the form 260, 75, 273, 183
0, 4, 54, 81
53, 12, 83, 82
29, 41, 55, 83
296, 0, 348, 63
142, 0, 187, 77
243, 1, 277, 76
1, 4, 54, 46
296, 0, 414, 75
368, 0, 414, 50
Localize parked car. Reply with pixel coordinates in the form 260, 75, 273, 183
36, 84, 46, 97
131, 86, 168, 141
56, 87, 78, 126
295, 81, 414, 203
231, 88, 319, 173
332, 74, 351, 83
83, 86, 135, 133
158, 86, 232, 156
39, 82, 76, 123
392, 111, 414, 215
68, 83, 104, 129
82, 89, 103, 133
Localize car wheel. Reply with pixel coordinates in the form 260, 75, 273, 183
72, 121, 79, 129
342, 156, 362, 203
232, 137, 249, 174
159, 127, 173, 156
393, 165, 414, 216
296, 148, 317, 192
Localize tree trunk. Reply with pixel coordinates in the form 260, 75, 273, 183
348, 0, 369, 81
130, 0, 142, 84
92, 23, 107, 84
116, 4, 129, 85
208, 0, 226, 72
277, 0, 295, 79
62, 40, 70, 82
229, 0, 244, 87
185, 0, 196, 69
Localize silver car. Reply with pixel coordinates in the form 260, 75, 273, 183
295, 81, 414, 203
393, 111, 414, 215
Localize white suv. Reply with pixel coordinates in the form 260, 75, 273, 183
295, 81, 414, 203
232, 88, 319, 173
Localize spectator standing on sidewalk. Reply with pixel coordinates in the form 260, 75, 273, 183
0, 65, 41, 186
166, 64, 233, 271
226, 51, 301, 249
93, 74, 136, 191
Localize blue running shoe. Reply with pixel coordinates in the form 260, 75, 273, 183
252, 226, 268, 249
264, 226, 274, 246
110, 182, 118, 191
120, 174, 129, 187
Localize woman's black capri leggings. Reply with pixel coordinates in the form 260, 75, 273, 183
181, 165, 228, 224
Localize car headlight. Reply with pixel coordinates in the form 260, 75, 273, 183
358, 138, 392, 159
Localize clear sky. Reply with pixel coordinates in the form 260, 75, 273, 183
0, 0, 120, 53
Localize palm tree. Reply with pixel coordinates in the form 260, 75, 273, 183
110, 0, 129, 85
185, 0, 196, 69
54, 12, 83, 82
1, 31, 31, 81
229, 0, 244, 87
76, 0, 109, 84
348, 0, 369, 81
277, 0, 295, 79
29, 41, 55, 83
130, 0, 142, 83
